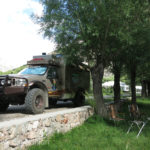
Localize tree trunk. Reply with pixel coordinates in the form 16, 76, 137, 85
113, 66, 121, 103
141, 80, 147, 97
130, 67, 136, 103
91, 62, 107, 117
147, 81, 150, 97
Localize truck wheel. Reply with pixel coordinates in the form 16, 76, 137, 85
25, 88, 45, 114
74, 92, 85, 107
0, 97, 9, 112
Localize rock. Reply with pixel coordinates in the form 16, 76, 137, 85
0, 132, 5, 142
61, 118, 68, 124
0, 143, 4, 150
26, 123, 33, 132
56, 115, 62, 122
4, 141, 9, 149
32, 121, 39, 129
0, 106, 93, 150
8, 128, 17, 139
27, 132, 36, 140
9, 141, 18, 148
44, 119, 51, 127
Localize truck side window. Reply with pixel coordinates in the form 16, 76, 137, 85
47, 67, 58, 79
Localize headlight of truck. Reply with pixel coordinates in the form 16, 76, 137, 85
15, 79, 27, 86
1, 79, 12, 86
1, 80, 5, 85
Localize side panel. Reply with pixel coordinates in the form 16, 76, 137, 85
65, 65, 90, 92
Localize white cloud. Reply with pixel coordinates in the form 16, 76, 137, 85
0, 0, 55, 72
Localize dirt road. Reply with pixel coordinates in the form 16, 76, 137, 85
0, 101, 73, 122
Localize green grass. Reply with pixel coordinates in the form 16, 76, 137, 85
28, 98, 150, 150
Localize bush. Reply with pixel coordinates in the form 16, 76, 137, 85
102, 87, 113, 95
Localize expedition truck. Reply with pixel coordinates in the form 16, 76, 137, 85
0, 53, 90, 114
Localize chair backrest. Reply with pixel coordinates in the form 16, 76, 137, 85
109, 104, 118, 119
128, 104, 140, 120
106, 103, 124, 121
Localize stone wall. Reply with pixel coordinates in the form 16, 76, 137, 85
0, 106, 93, 150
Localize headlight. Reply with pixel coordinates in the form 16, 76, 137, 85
1, 79, 11, 86
1, 80, 5, 85
7, 80, 11, 85
15, 79, 27, 86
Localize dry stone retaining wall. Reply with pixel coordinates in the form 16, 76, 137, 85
0, 106, 93, 150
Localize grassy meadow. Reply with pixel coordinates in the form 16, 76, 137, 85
28, 98, 150, 150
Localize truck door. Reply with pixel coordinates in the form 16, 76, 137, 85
47, 66, 62, 94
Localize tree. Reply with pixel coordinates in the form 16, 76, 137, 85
107, 36, 125, 102
119, 0, 150, 103
35, 0, 150, 115
35, 0, 131, 117
127, 27, 150, 103
136, 32, 150, 98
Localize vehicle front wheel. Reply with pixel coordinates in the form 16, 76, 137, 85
0, 96, 9, 112
25, 88, 45, 114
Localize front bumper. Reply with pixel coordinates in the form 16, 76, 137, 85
0, 76, 28, 95
0, 86, 27, 95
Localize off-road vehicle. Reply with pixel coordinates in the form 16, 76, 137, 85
0, 53, 90, 114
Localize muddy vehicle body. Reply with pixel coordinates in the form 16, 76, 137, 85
0, 54, 90, 114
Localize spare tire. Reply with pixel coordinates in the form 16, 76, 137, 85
25, 88, 45, 114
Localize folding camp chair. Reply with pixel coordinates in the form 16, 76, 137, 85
106, 103, 125, 124
127, 103, 148, 138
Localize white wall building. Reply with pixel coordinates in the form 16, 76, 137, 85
102, 81, 142, 93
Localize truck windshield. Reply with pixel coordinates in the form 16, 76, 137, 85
18, 66, 47, 75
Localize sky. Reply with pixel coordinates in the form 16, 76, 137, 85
0, 0, 55, 72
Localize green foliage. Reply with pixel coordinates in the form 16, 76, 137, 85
37, 0, 150, 78
102, 87, 113, 95
37, 0, 136, 66
103, 76, 114, 83
0, 71, 3, 75
120, 74, 130, 85
85, 98, 97, 113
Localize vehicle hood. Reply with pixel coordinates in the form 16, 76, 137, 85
7, 74, 46, 82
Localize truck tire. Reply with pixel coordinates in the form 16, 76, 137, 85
74, 92, 85, 107
0, 97, 9, 112
25, 88, 45, 114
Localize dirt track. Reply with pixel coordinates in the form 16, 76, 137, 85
0, 101, 73, 122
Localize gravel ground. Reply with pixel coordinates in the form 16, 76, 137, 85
0, 101, 74, 122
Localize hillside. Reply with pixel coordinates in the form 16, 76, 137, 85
0, 65, 27, 75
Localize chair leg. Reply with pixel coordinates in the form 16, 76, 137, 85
136, 122, 146, 138
127, 122, 134, 134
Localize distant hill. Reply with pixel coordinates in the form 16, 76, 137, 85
0, 65, 27, 75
